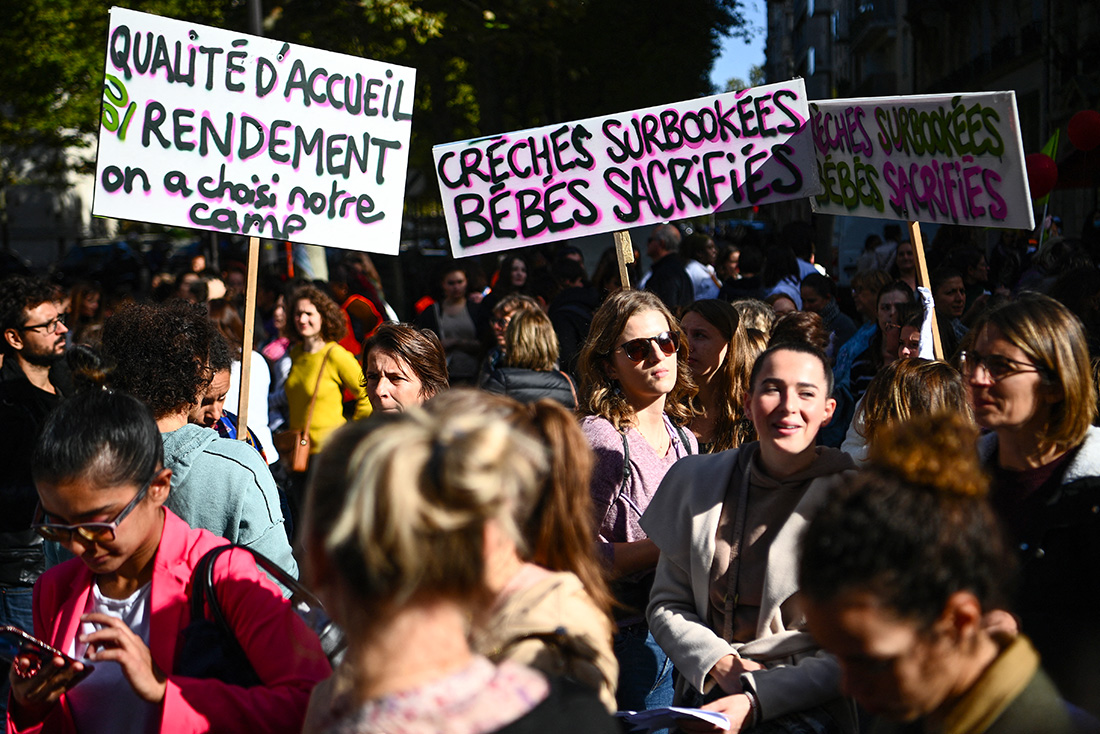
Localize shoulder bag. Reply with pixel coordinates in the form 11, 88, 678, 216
273, 346, 332, 472
175, 544, 346, 686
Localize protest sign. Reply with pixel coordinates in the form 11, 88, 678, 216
92, 7, 415, 254
808, 92, 1033, 229
433, 79, 820, 257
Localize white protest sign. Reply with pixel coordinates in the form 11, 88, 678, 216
808, 92, 1033, 229
433, 79, 820, 257
92, 7, 415, 254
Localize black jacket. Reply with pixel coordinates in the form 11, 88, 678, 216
482, 368, 577, 410
548, 286, 599, 378
645, 254, 693, 311
0, 359, 65, 586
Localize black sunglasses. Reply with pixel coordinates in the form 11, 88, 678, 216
615, 331, 680, 363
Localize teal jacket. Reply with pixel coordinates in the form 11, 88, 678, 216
160, 424, 297, 582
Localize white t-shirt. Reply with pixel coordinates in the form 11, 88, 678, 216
684, 259, 720, 301
227, 353, 276, 464
67, 582, 158, 734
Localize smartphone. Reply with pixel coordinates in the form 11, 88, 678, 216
0, 626, 94, 685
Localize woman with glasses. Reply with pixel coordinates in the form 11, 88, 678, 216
964, 293, 1100, 716
576, 289, 697, 716
9, 390, 330, 733
640, 343, 856, 733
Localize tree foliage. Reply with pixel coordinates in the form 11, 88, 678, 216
1, 0, 748, 202
0, 0, 228, 189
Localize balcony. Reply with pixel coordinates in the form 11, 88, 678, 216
849, 0, 896, 52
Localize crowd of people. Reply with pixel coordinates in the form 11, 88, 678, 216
0, 210, 1098, 733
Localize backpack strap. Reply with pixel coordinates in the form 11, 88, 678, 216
619, 427, 632, 486
673, 422, 694, 456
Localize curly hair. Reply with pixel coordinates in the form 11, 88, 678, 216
577, 289, 696, 429
290, 284, 346, 344
800, 411, 1014, 627
684, 299, 752, 452
101, 301, 218, 419
0, 275, 60, 355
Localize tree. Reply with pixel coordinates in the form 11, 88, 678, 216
0, 0, 228, 249
1, 0, 750, 244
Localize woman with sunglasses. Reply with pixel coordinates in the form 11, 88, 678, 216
641, 342, 857, 733
965, 293, 1100, 716
576, 289, 697, 716
9, 390, 330, 734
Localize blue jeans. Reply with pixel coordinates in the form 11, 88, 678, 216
614, 624, 674, 714
0, 586, 34, 717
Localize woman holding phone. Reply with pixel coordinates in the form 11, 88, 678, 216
8, 390, 330, 734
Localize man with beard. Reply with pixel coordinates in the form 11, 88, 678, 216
0, 275, 71, 714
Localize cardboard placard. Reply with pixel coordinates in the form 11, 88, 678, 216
433, 79, 821, 257
92, 7, 415, 254
808, 92, 1033, 229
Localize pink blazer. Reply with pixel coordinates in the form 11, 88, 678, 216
8, 509, 331, 734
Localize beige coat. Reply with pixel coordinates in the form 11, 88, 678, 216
472, 569, 619, 712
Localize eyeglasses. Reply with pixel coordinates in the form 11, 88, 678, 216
959, 350, 1048, 382
31, 475, 153, 544
19, 314, 66, 334
615, 331, 680, 363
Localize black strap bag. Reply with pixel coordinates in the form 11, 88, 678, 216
175, 544, 346, 686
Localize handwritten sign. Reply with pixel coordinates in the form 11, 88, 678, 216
92, 7, 415, 254
433, 79, 820, 257
808, 92, 1033, 229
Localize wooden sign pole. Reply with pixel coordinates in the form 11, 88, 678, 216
614, 231, 635, 290
237, 236, 261, 440
908, 220, 944, 361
